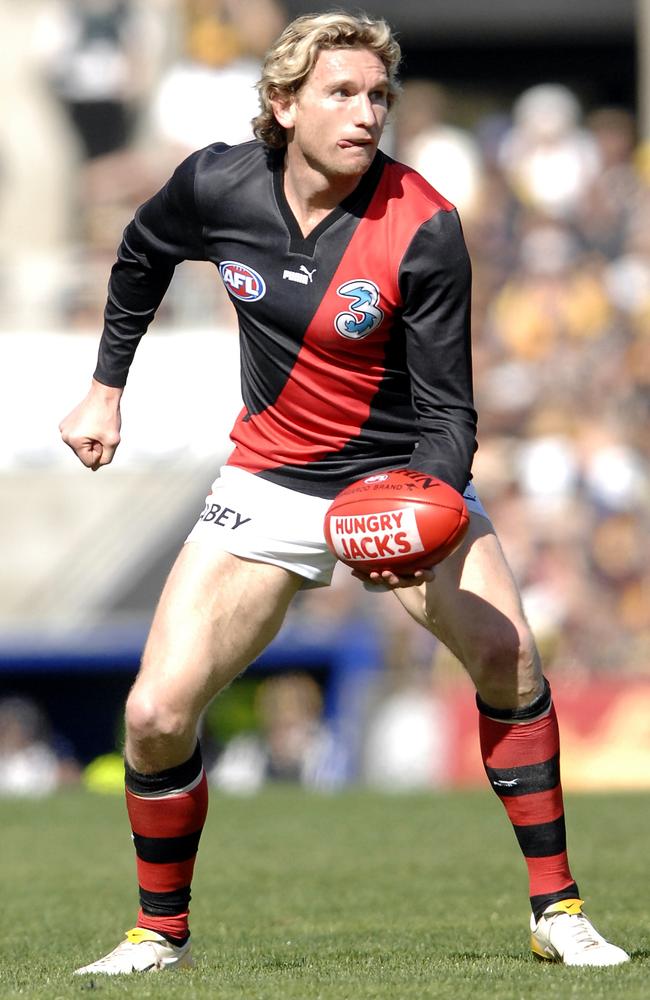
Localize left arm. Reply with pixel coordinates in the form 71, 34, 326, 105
357, 208, 475, 590
398, 208, 478, 495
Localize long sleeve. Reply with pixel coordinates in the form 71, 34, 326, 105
94, 149, 210, 388
398, 207, 478, 494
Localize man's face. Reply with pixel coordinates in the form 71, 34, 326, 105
275, 47, 390, 179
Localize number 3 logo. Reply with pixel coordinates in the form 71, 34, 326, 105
334, 280, 385, 340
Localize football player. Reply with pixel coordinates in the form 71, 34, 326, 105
61, 9, 628, 974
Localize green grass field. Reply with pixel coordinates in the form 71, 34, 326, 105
1, 787, 648, 999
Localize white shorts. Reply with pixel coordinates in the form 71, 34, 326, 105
186, 466, 490, 588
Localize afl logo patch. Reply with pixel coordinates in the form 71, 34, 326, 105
219, 261, 266, 302
364, 474, 389, 484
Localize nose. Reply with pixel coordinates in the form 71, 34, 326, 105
353, 93, 376, 128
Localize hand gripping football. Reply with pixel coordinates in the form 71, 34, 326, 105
324, 469, 470, 575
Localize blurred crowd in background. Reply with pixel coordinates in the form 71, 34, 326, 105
0, 0, 648, 793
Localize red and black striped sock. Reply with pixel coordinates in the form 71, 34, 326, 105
125, 742, 209, 945
477, 679, 579, 922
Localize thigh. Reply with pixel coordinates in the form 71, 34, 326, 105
134, 542, 304, 724
394, 513, 534, 671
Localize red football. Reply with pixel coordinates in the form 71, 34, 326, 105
324, 469, 470, 575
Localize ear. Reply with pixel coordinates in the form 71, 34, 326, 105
270, 89, 296, 130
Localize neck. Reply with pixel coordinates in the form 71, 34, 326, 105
282, 146, 368, 238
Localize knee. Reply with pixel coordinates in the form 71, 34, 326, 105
125, 685, 189, 747
467, 620, 542, 708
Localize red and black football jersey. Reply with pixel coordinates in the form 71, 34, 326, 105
95, 140, 477, 498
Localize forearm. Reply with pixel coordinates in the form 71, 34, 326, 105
407, 404, 477, 493
87, 378, 124, 404
404, 291, 478, 492
94, 227, 176, 388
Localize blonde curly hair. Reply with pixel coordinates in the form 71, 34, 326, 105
253, 11, 401, 149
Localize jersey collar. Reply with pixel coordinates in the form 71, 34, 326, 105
270, 149, 386, 257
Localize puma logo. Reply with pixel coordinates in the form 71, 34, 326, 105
283, 265, 317, 285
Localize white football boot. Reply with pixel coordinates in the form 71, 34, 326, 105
530, 898, 630, 966
74, 927, 193, 975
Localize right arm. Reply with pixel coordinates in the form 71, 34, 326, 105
60, 148, 212, 468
